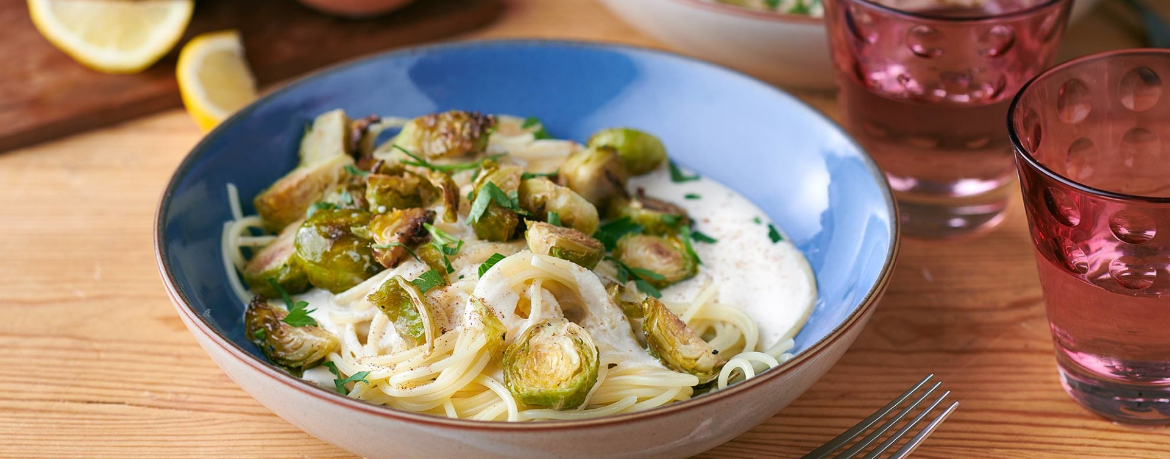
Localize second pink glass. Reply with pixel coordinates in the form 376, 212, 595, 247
824, 0, 1072, 238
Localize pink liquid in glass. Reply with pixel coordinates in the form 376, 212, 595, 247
825, 0, 1070, 237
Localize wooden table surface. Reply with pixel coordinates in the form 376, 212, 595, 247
3, 0, 1168, 457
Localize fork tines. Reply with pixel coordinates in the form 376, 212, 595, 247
801, 375, 958, 459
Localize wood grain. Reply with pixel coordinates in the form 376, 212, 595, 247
0, 0, 501, 153
2, 0, 1169, 458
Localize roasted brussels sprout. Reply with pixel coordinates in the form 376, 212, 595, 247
525, 221, 604, 270
245, 296, 339, 375
293, 208, 382, 293
367, 275, 438, 351
517, 178, 600, 235
556, 146, 628, 208
254, 155, 353, 232
366, 170, 426, 212
349, 114, 384, 168
613, 234, 697, 288
606, 194, 689, 236
503, 320, 600, 410
641, 297, 725, 382
587, 128, 667, 176
606, 283, 643, 320
242, 220, 309, 297
470, 296, 507, 357
391, 110, 496, 159
469, 164, 524, 242
423, 170, 460, 223
369, 208, 434, 268
299, 109, 351, 166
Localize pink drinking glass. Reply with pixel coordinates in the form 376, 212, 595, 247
1012, 49, 1170, 424
823, 0, 1071, 238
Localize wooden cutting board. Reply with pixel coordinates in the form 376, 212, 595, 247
0, 0, 502, 153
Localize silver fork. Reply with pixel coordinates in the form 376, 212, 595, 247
800, 375, 958, 459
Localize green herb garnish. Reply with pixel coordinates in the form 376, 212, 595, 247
478, 253, 506, 277
411, 269, 445, 293
372, 241, 421, 262
344, 165, 369, 177
267, 278, 317, 327
521, 169, 559, 180
467, 182, 522, 224
253, 329, 266, 341
680, 229, 702, 265
607, 256, 663, 299
522, 116, 552, 140
547, 211, 562, 227
764, 0, 781, 9
691, 230, 717, 244
323, 361, 371, 395
752, 216, 763, 225
593, 217, 644, 251
684, 193, 701, 200
768, 224, 783, 243
668, 161, 700, 183
424, 223, 463, 273
395, 145, 504, 173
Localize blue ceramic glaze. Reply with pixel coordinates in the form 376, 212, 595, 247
158, 40, 896, 377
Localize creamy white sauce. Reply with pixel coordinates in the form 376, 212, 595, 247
629, 166, 817, 350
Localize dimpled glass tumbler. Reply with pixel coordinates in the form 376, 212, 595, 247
1012, 49, 1170, 424
824, 0, 1072, 238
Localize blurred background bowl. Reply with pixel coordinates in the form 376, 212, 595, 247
598, 0, 1105, 91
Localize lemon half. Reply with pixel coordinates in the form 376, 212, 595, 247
176, 30, 257, 131
28, 0, 194, 74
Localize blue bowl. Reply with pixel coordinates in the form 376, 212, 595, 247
156, 40, 897, 458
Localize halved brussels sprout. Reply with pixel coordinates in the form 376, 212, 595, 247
587, 128, 666, 176
470, 164, 524, 241
242, 220, 310, 297
293, 208, 382, 293
254, 155, 353, 232
517, 178, 600, 235
470, 296, 507, 357
369, 208, 434, 268
525, 221, 604, 270
299, 109, 351, 166
245, 296, 339, 375
367, 275, 439, 351
503, 320, 600, 410
613, 234, 697, 288
391, 110, 497, 159
422, 170, 460, 223
366, 170, 426, 212
556, 146, 628, 208
606, 194, 689, 236
606, 283, 643, 320
349, 114, 384, 168
641, 297, 725, 382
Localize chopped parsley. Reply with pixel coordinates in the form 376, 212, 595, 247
608, 256, 663, 298
478, 253, 506, 277
684, 193, 701, 200
522, 116, 552, 140
593, 217, 644, 251
680, 229, 702, 265
344, 164, 369, 177
752, 216, 763, 224
252, 328, 266, 341
668, 161, 700, 183
691, 230, 717, 244
547, 211, 562, 227
323, 361, 371, 395
306, 201, 337, 217
424, 223, 463, 273
411, 269, 445, 293
468, 182, 522, 225
661, 213, 682, 228
395, 145, 504, 173
521, 169, 559, 180
267, 278, 317, 327
764, 0, 781, 9
768, 224, 784, 243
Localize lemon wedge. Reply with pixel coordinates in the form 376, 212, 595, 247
176, 30, 257, 131
28, 0, 194, 74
